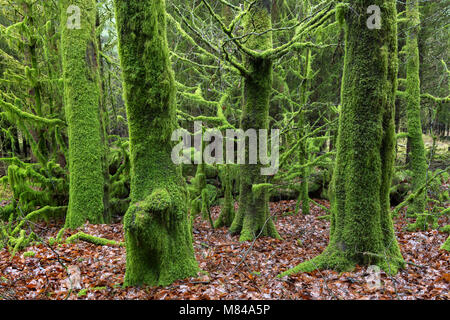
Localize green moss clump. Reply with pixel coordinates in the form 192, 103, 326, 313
441, 236, 450, 251
23, 251, 35, 258
48, 237, 56, 246
77, 288, 88, 297
441, 225, 450, 234
0, 202, 15, 221
141, 189, 172, 214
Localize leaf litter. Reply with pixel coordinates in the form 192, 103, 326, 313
0, 199, 448, 300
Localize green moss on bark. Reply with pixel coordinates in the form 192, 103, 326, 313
230, 1, 280, 242
281, 0, 404, 276
61, 0, 105, 228
66, 231, 124, 246
114, 0, 198, 287
297, 48, 312, 216
441, 236, 450, 251
188, 138, 211, 225
404, 0, 428, 229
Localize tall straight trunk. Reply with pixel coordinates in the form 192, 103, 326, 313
405, 0, 428, 228
297, 48, 312, 215
281, 0, 404, 275
61, 0, 104, 228
230, 0, 280, 241
96, 7, 111, 223
214, 165, 236, 228
114, 0, 198, 286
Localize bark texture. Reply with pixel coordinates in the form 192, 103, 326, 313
61, 0, 105, 228
405, 0, 428, 230
114, 0, 198, 287
281, 0, 404, 275
230, 0, 280, 241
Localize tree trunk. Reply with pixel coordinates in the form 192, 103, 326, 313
230, 0, 280, 241
96, 3, 112, 224
61, 0, 105, 228
281, 0, 404, 275
297, 48, 312, 216
214, 165, 236, 228
405, 0, 428, 228
114, 0, 198, 286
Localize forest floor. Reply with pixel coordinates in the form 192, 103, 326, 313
0, 198, 449, 300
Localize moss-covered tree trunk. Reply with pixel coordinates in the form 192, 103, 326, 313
281, 0, 404, 275
61, 0, 105, 228
230, 0, 280, 241
96, 7, 112, 224
114, 0, 198, 287
22, 1, 50, 166
189, 133, 213, 227
297, 49, 312, 215
214, 165, 236, 228
404, 0, 428, 229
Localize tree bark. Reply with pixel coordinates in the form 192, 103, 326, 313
281, 0, 404, 275
230, 0, 280, 241
214, 165, 236, 228
405, 0, 428, 229
61, 0, 105, 228
114, 0, 198, 286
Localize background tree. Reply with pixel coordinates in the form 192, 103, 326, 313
402, 0, 427, 229
170, 0, 336, 240
227, 0, 280, 241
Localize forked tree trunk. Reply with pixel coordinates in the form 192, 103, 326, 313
114, 0, 198, 286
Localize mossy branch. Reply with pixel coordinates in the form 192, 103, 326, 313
420, 93, 450, 103
65, 232, 124, 247
262, 4, 336, 60
11, 206, 67, 237
391, 169, 448, 217
396, 132, 409, 140
0, 99, 65, 126
311, 199, 330, 213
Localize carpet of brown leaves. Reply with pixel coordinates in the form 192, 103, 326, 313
0, 200, 448, 300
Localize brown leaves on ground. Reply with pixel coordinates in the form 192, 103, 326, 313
0, 200, 448, 300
